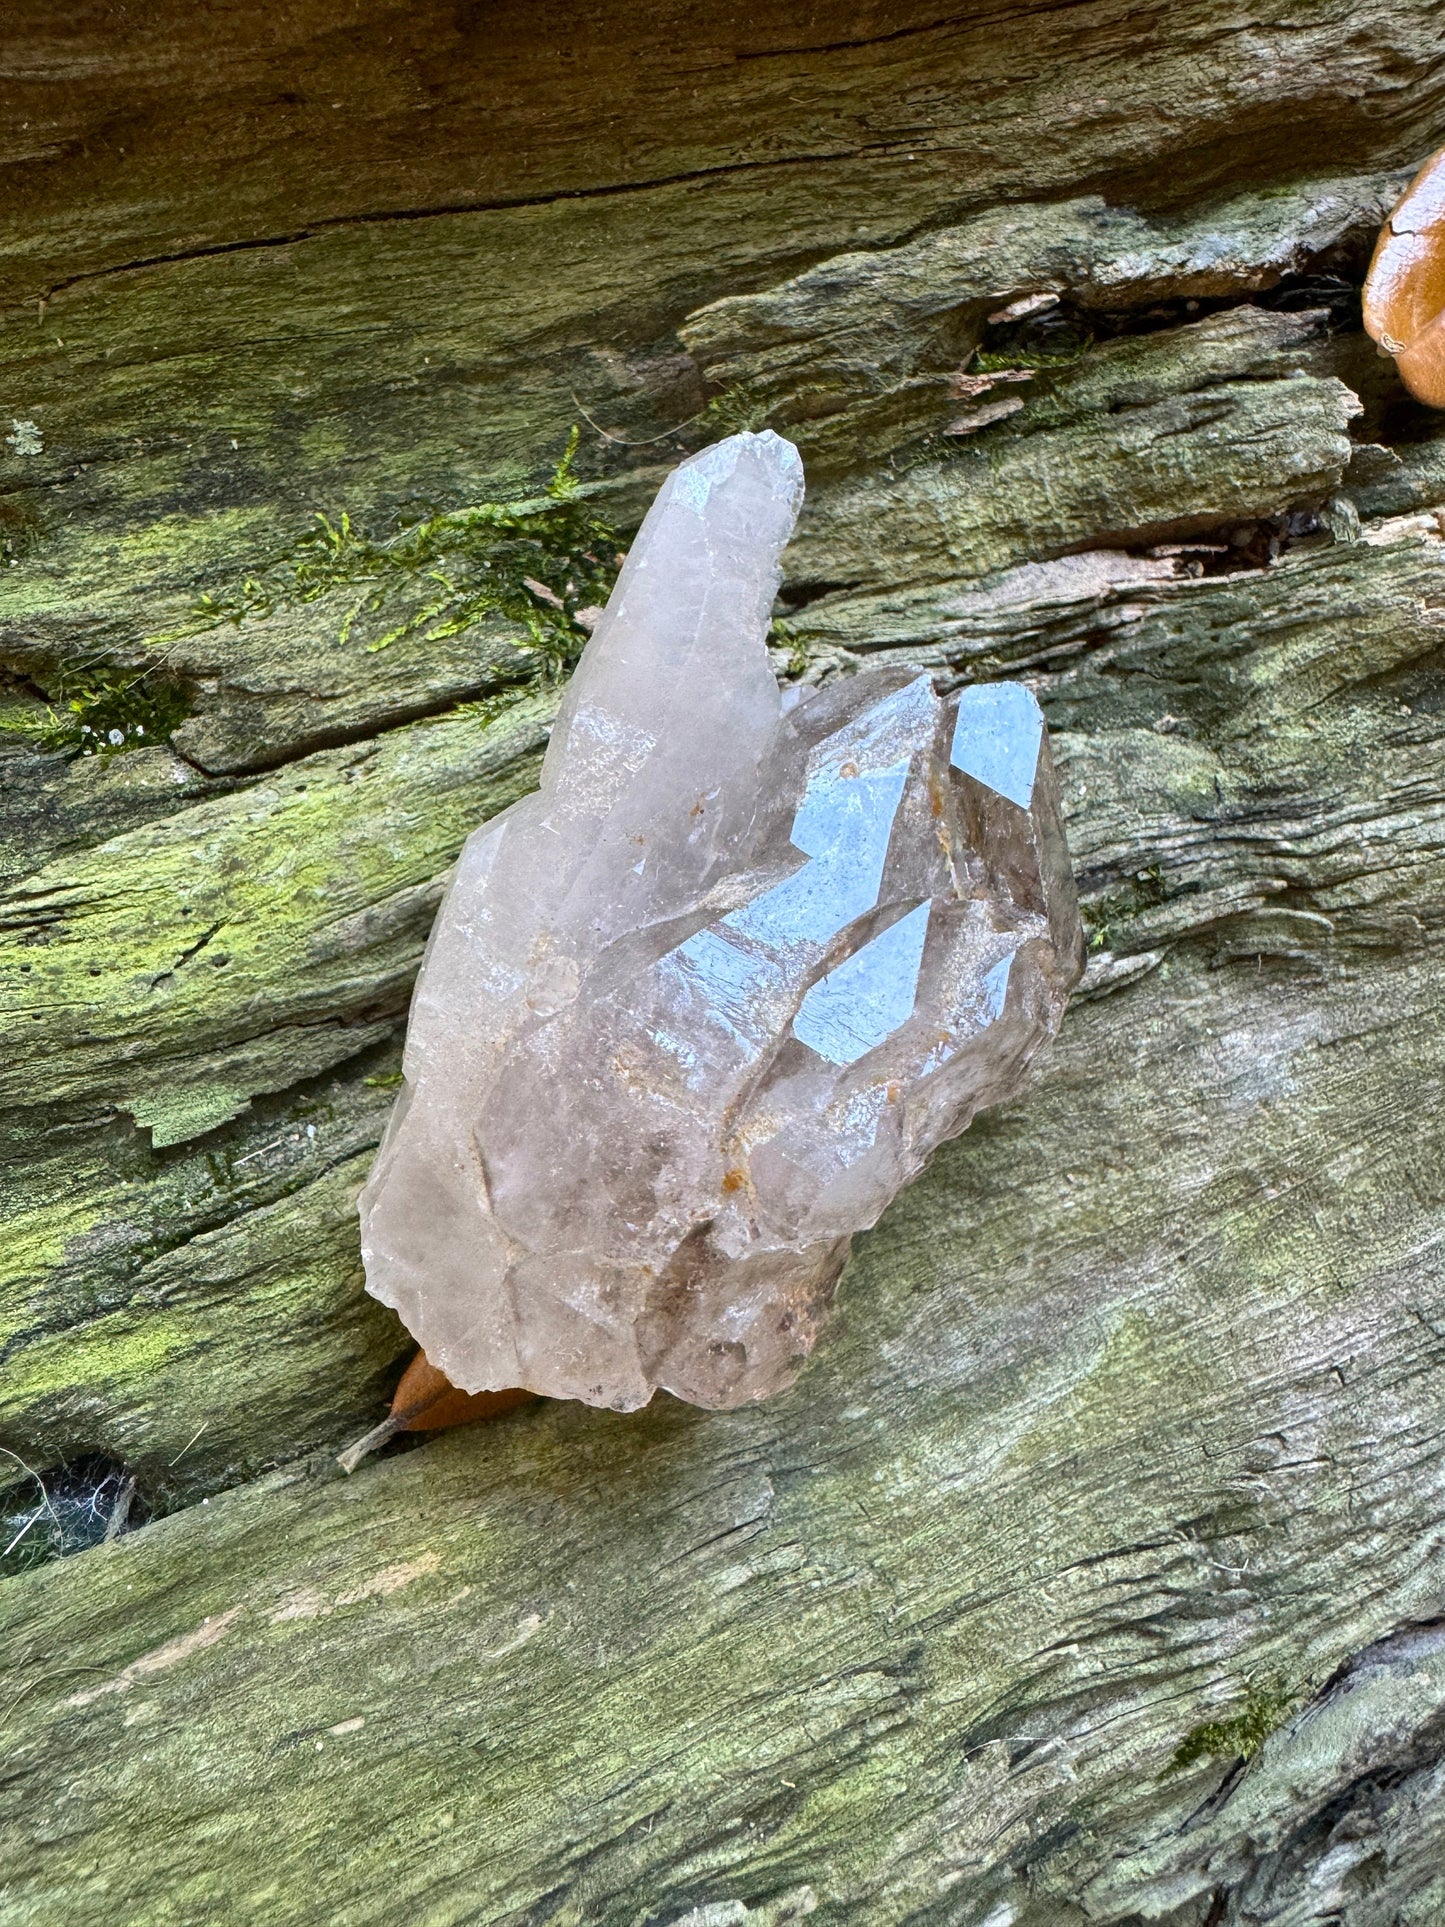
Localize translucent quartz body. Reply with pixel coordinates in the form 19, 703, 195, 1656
359, 433, 1083, 1409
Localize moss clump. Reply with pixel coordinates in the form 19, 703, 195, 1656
972, 304, 1095, 375
768, 616, 811, 679
37, 660, 192, 756
446, 685, 550, 729
178, 429, 619, 678
1168, 1679, 1294, 1773
1080, 864, 1172, 945
701, 384, 775, 435
971, 347, 1090, 374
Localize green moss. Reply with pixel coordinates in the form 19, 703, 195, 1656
4, 1318, 186, 1401
166, 429, 619, 680
769, 616, 811, 679
35, 660, 193, 757
0, 697, 554, 1133
1168, 1679, 1294, 1773
701, 384, 776, 435
1079, 864, 1172, 944
973, 308, 1095, 375
0, 1196, 103, 1293
446, 686, 543, 729
971, 348, 1087, 374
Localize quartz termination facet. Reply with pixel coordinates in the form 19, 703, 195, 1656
360, 433, 1084, 1410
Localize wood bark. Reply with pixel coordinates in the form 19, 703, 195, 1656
2, 5, 1444, 1922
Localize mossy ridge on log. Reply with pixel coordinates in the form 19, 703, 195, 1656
0, 1059, 409, 1516
680, 174, 1402, 473
0, 695, 552, 1139
0, 177, 1396, 777
0, 46, 1437, 707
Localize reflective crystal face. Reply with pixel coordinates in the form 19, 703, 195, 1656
359, 432, 1084, 1411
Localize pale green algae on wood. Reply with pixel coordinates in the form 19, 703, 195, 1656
3, 940, 1444, 1921
3, 0, 1445, 1915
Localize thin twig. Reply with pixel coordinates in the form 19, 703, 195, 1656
168, 1421, 210, 1466
569, 391, 707, 448
2, 1505, 45, 1559
0, 1446, 57, 1528
1, 1663, 112, 1727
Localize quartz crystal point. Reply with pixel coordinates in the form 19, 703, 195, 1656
359, 432, 1084, 1410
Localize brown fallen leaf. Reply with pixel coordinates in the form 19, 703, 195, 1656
337, 1352, 535, 1474
1364, 144, 1445, 407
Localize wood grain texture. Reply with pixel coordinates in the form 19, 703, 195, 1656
3, 0, 1442, 305
1, 4, 1444, 1921
4, 936, 1444, 1923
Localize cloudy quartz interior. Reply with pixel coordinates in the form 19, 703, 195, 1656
359, 432, 1083, 1410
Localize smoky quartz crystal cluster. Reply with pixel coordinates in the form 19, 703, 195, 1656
360, 432, 1083, 1410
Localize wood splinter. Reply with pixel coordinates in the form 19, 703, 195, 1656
337, 1352, 534, 1475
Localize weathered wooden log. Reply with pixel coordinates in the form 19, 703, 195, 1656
2, 5, 1445, 1921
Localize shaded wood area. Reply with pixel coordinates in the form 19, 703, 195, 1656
2, 4, 1445, 1922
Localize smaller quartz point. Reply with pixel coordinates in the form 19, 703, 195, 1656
359, 432, 1084, 1410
